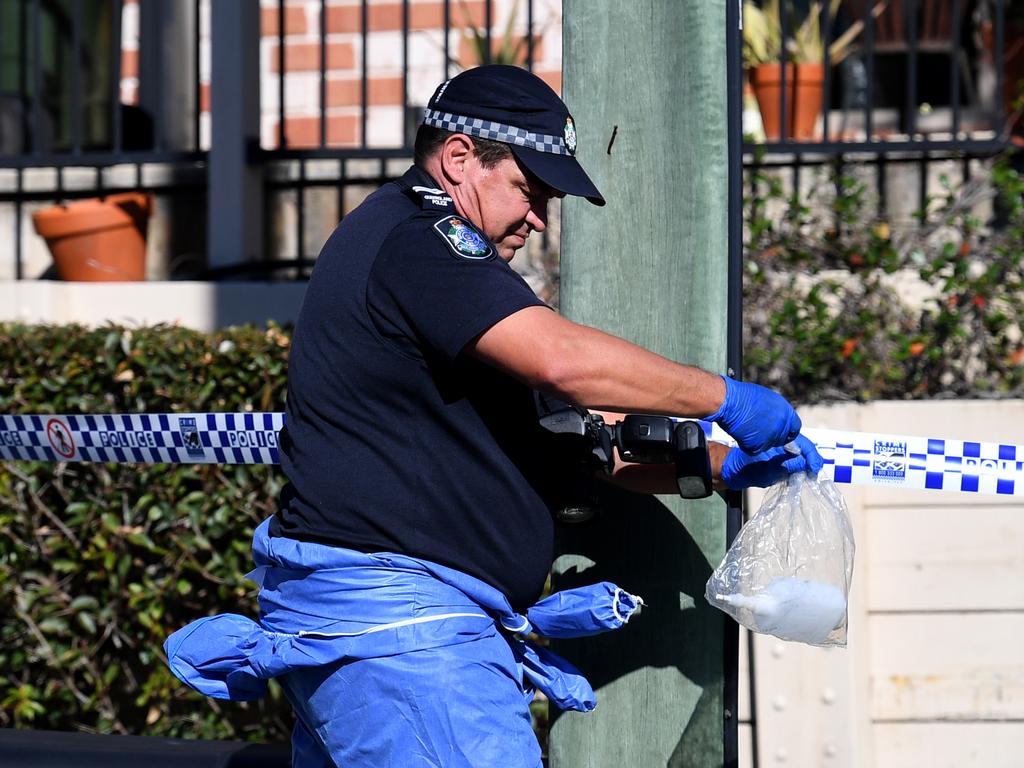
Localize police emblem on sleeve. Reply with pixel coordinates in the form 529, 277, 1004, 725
564, 116, 577, 155
431, 215, 494, 260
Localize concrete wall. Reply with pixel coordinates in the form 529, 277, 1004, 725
0, 281, 306, 331
738, 400, 1024, 768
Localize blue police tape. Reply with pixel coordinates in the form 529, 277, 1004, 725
702, 423, 1024, 497
1, 412, 1022, 496
0, 413, 283, 466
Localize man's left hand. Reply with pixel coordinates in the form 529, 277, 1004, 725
721, 434, 824, 490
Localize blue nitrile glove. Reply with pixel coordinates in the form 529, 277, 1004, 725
721, 434, 824, 490
707, 376, 802, 455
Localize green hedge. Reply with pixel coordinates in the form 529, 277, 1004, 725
0, 323, 293, 740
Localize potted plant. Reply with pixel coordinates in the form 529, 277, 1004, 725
744, 0, 862, 140
458, 0, 534, 67
32, 192, 152, 281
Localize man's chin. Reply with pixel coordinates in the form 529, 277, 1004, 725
496, 244, 519, 262
498, 237, 527, 262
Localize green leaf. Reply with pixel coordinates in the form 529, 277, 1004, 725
70, 596, 100, 612
76, 612, 97, 635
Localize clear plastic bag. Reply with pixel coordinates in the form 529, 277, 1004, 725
705, 473, 856, 647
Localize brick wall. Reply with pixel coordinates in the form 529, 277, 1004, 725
259, 0, 563, 149
117, 1, 562, 151
116, 1, 561, 151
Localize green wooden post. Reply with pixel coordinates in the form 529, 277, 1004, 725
551, 2, 731, 766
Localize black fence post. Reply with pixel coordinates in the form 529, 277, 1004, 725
208, 1, 263, 270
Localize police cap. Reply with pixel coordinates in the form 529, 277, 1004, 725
423, 65, 605, 206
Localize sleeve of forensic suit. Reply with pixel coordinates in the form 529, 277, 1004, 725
367, 214, 548, 361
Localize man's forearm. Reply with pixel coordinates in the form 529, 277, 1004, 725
470, 306, 726, 418
472, 305, 809, 459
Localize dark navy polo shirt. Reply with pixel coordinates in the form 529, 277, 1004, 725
272, 165, 582, 609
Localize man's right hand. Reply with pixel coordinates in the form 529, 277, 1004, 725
707, 376, 802, 455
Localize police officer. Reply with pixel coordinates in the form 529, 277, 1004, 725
166, 65, 822, 767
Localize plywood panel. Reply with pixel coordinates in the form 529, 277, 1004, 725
737, 629, 753, 768
866, 504, 1024, 611
738, 627, 752, 722
746, 402, 1024, 768
874, 723, 1024, 768
870, 613, 1024, 720
858, 401, 1024, 444
737, 723, 754, 768
752, 634, 872, 767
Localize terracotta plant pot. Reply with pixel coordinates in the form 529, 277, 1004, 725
749, 62, 824, 141
32, 192, 152, 281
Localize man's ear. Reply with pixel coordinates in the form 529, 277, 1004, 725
439, 134, 476, 185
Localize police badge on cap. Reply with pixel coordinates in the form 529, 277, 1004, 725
563, 117, 577, 155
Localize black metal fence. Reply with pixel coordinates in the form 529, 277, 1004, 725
0, 0, 204, 161
745, 0, 1016, 150
0, 0, 1018, 281
0, 0, 205, 280
0, 0, 556, 280
743, 0, 1018, 220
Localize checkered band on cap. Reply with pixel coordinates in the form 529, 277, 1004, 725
423, 109, 572, 156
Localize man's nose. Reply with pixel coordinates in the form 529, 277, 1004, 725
526, 204, 547, 232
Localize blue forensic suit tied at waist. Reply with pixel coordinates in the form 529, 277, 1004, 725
165, 518, 642, 713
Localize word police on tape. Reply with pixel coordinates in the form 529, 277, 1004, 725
0, 413, 283, 465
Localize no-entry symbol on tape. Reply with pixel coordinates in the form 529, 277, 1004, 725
46, 418, 75, 459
